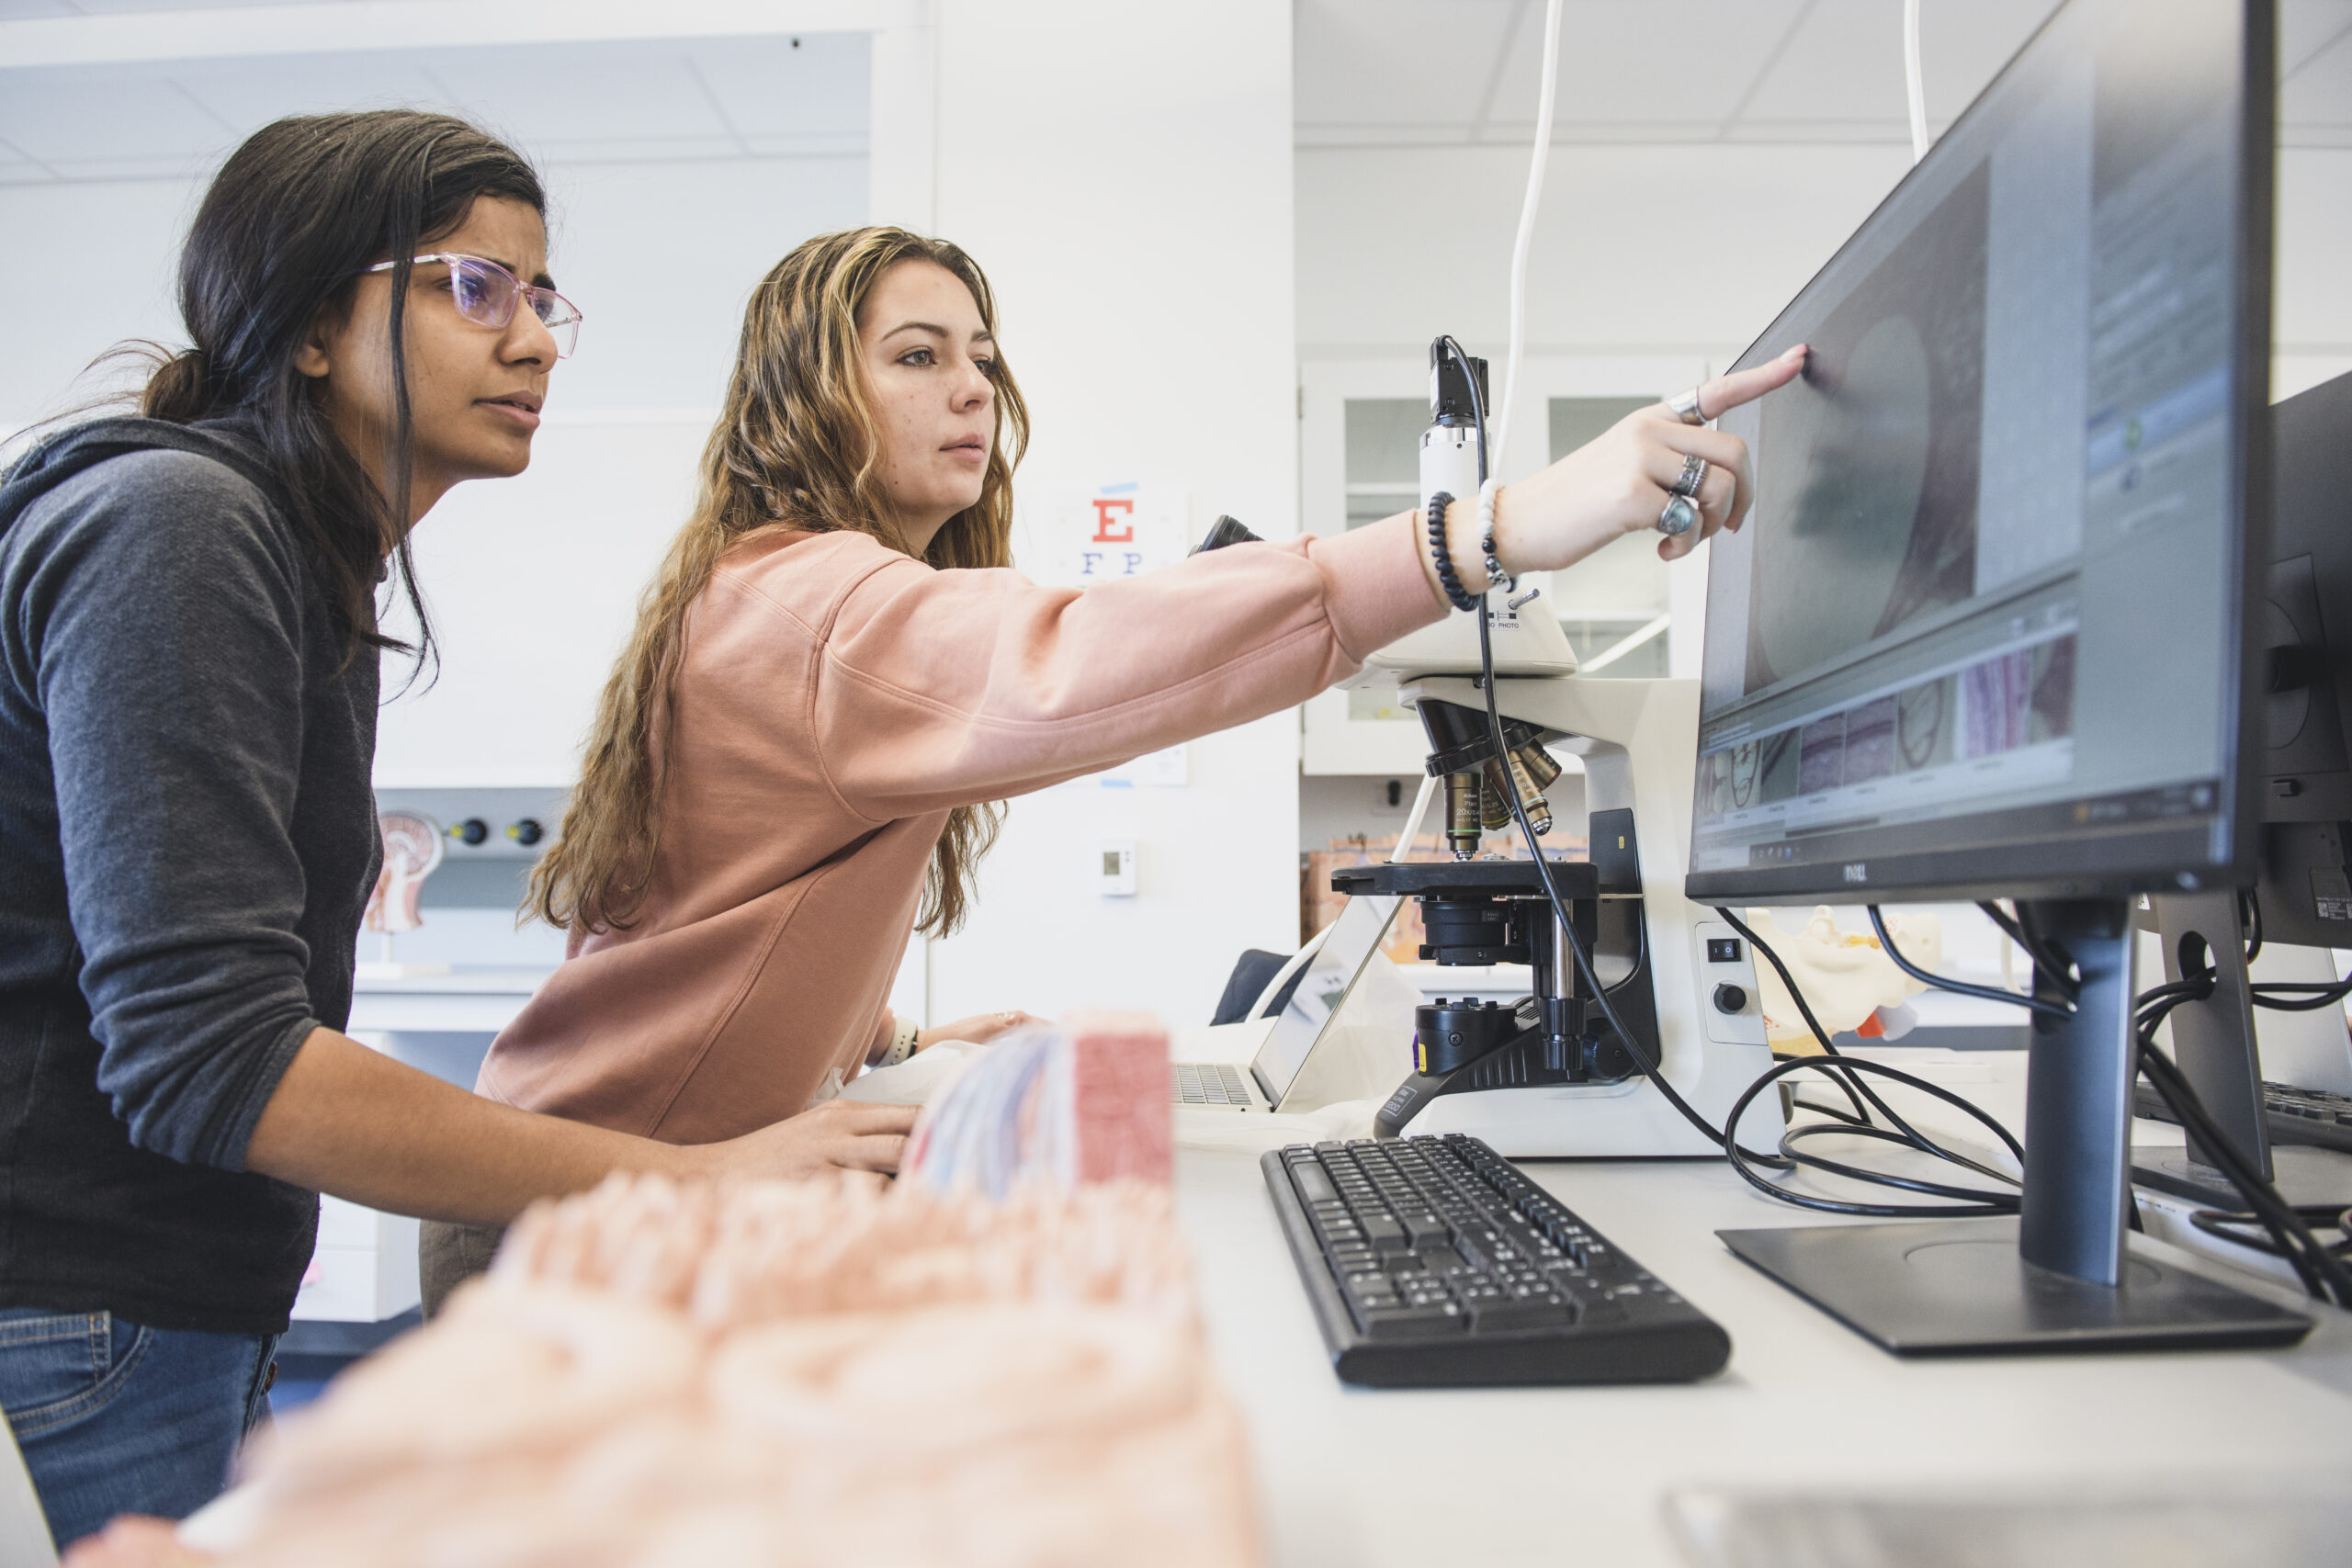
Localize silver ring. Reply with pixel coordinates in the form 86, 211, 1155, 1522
1671, 455, 1709, 498
1657, 493, 1701, 537
1666, 387, 1708, 425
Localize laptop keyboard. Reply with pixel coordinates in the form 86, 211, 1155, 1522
1173, 1062, 1254, 1107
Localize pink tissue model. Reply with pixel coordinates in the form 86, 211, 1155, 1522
187, 1175, 1261, 1568
901, 1011, 1173, 1196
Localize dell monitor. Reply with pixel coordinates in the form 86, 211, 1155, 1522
2258, 368, 2352, 945
2131, 367, 2352, 1208
1687, 0, 2308, 1352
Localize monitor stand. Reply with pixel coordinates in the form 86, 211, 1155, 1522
2127, 891, 2352, 1211
1719, 898, 2313, 1355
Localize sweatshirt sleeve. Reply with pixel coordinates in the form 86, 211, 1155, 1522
802, 509, 1445, 821
16, 452, 326, 1171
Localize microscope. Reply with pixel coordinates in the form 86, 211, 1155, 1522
1336, 342, 1774, 1157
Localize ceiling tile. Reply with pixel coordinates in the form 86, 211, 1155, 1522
1912, 0, 2065, 119
2282, 0, 2352, 73
1480, 1, 1807, 131
423, 42, 731, 150
2282, 23, 2352, 125
685, 32, 867, 143
1295, 0, 1529, 130
1734, 0, 1907, 125
170, 52, 450, 135
1736, 0, 2063, 132
0, 66, 232, 166
0, 2, 81, 18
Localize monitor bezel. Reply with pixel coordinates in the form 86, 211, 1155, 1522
1683, 0, 2276, 908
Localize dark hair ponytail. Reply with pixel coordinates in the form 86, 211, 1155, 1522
141, 110, 546, 672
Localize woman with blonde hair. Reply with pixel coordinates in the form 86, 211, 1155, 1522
423, 224, 1803, 1302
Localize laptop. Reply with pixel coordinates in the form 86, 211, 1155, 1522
1171, 894, 1419, 1113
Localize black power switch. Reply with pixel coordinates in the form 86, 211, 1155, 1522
1713, 984, 1748, 1015
1705, 937, 1743, 964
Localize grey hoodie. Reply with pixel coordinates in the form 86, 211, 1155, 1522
0, 416, 381, 1334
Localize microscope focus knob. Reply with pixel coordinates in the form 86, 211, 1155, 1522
1713, 984, 1748, 1015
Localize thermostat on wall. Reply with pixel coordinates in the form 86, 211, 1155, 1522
1098, 840, 1137, 897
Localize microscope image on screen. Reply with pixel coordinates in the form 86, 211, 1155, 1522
1745, 162, 1990, 698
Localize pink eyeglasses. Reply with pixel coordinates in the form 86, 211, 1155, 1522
366, 253, 583, 358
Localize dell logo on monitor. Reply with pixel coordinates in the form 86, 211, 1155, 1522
1842, 863, 1868, 884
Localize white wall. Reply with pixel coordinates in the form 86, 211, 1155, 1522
0, 178, 198, 426
917, 0, 1302, 1030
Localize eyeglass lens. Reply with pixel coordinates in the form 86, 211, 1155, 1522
445, 256, 581, 358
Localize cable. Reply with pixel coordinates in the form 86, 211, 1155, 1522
1869, 906, 2074, 1018
1880, 907, 2352, 1305
2253, 981, 2352, 1010
1902, 0, 1930, 164
1487, 0, 1565, 483
2134, 1008, 2352, 1305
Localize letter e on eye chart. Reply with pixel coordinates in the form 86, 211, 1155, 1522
1026, 483, 1188, 587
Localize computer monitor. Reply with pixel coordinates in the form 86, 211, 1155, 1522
2131, 367, 2352, 1205
2258, 368, 2352, 946
1686, 0, 2310, 1353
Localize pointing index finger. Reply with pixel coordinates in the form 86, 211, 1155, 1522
1667, 344, 1809, 423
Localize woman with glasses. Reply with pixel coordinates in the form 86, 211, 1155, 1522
0, 112, 913, 1551
426, 227, 1803, 1300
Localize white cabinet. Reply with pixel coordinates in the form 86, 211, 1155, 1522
294, 1197, 420, 1324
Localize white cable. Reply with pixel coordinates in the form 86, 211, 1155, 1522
1487, 0, 1566, 484
1392, 772, 1441, 863
1903, 0, 1929, 164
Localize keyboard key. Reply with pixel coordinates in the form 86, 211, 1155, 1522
1353, 1302, 1466, 1340
1398, 1210, 1450, 1248
1464, 1294, 1572, 1332
1291, 1161, 1340, 1206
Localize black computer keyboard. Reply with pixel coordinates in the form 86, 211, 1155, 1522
1261, 1134, 1730, 1387
2134, 1079, 2352, 1155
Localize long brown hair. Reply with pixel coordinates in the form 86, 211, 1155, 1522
529, 227, 1029, 937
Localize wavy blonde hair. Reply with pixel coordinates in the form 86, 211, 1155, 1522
529, 227, 1029, 937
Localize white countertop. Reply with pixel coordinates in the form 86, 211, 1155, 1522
1171, 1133, 2352, 1568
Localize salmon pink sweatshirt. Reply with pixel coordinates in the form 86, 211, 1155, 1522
476, 510, 1445, 1143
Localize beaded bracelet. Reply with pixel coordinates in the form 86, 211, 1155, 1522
1426, 491, 1478, 612
1476, 478, 1515, 595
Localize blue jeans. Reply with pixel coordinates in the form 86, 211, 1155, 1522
0, 1308, 276, 1552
